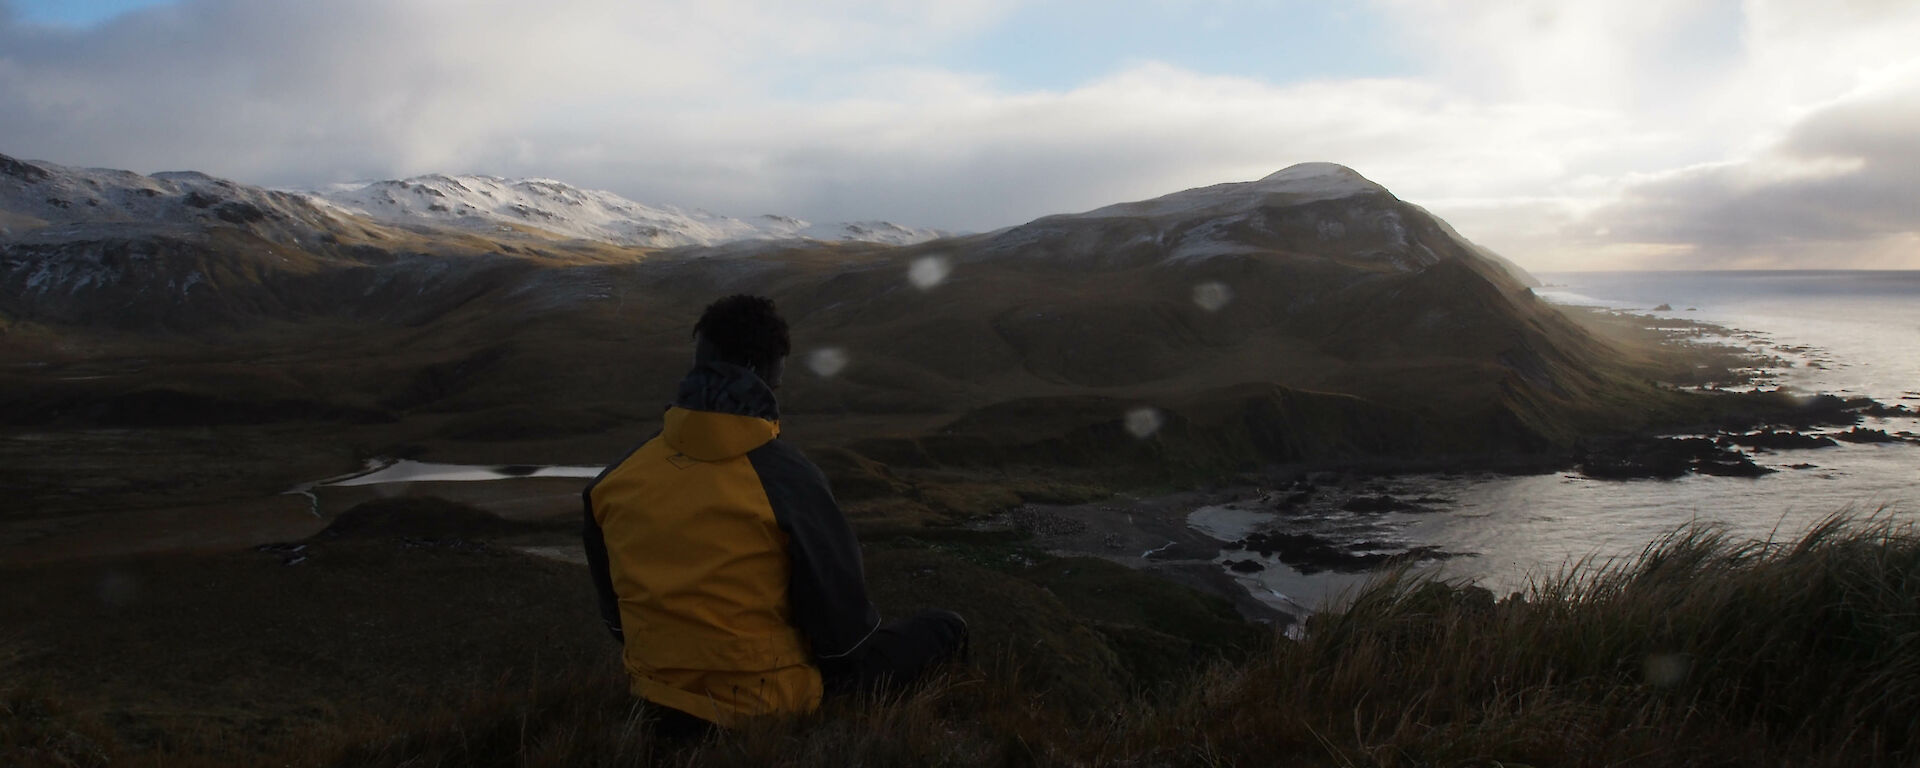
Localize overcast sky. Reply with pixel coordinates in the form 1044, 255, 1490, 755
3, 0, 1917, 271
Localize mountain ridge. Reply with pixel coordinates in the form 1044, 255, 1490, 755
0, 152, 949, 251
304, 172, 949, 248
3, 150, 1642, 481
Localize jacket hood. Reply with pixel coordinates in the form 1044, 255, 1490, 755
664, 361, 781, 461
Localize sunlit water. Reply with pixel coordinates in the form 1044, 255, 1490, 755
1537, 270, 1920, 402
299, 459, 602, 490
1206, 271, 1920, 611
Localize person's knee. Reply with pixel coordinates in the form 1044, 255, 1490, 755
913, 609, 968, 660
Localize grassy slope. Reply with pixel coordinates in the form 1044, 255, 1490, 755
12, 514, 1913, 767
0, 500, 1257, 766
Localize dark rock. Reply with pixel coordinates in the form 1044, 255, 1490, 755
1342, 495, 1412, 513
1144, 541, 1215, 560
1832, 427, 1902, 444
1227, 559, 1265, 573
0, 153, 51, 182
1695, 455, 1774, 477
184, 190, 220, 208
254, 542, 310, 566
1749, 394, 1863, 430
1653, 303, 1673, 311
1237, 530, 1455, 575
1721, 430, 1838, 450
1579, 437, 1708, 479
214, 201, 268, 224
1580, 436, 1771, 480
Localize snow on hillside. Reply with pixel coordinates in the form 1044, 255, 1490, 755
306, 174, 947, 248
0, 154, 340, 239
0, 153, 946, 250
1068, 162, 1387, 222
970, 161, 1532, 278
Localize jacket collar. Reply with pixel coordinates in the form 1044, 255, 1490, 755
662, 407, 779, 461
674, 361, 780, 421
664, 361, 781, 461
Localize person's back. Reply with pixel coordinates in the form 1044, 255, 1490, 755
583, 295, 965, 728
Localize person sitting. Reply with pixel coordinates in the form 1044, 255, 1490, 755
582, 294, 967, 729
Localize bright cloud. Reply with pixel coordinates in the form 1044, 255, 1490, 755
1, 0, 1917, 270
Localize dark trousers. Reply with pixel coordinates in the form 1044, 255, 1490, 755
819, 609, 969, 697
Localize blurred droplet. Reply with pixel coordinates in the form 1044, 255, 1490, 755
908, 255, 951, 290
1192, 281, 1232, 312
1643, 653, 1690, 688
808, 347, 849, 378
96, 570, 141, 608
1125, 407, 1164, 439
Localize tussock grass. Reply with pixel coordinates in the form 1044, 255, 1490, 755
10, 514, 1919, 766
1122, 511, 1920, 766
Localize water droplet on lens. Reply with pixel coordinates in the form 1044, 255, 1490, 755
1643, 653, 1690, 687
808, 347, 849, 378
909, 255, 951, 290
96, 570, 141, 608
1193, 281, 1232, 312
1125, 407, 1164, 439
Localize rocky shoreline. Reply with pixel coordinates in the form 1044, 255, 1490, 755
972, 308, 1920, 625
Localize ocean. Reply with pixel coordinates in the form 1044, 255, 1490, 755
1214, 270, 1920, 609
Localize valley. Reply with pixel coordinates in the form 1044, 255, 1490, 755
4, 152, 1906, 765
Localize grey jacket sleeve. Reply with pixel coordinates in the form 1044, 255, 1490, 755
748, 441, 882, 660
581, 470, 624, 643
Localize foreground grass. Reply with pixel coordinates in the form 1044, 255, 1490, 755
8, 514, 1919, 766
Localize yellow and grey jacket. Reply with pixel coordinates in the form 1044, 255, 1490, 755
582, 361, 880, 726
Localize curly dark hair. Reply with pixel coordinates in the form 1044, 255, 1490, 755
693, 294, 791, 374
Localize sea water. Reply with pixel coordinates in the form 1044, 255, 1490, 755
1214, 270, 1920, 608
1536, 270, 1920, 403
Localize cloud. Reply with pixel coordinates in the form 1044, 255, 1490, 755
0, 0, 1012, 182
1, 0, 1918, 270
1579, 70, 1920, 268
0, 0, 1630, 235
1367, 0, 1920, 269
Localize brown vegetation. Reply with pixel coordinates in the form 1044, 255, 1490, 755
7, 514, 1918, 766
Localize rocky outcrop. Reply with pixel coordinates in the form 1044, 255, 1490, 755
1721, 430, 1839, 450
1224, 530, 1454, 575
1579, 437, 1773, 480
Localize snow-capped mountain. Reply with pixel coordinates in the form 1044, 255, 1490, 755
0, 153, 947, 251
0, 152, 954, 327
305, 174, 947, 248
3, 152, 1538, 334
0, 154, 342, 243
977, 161, 1536, 286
